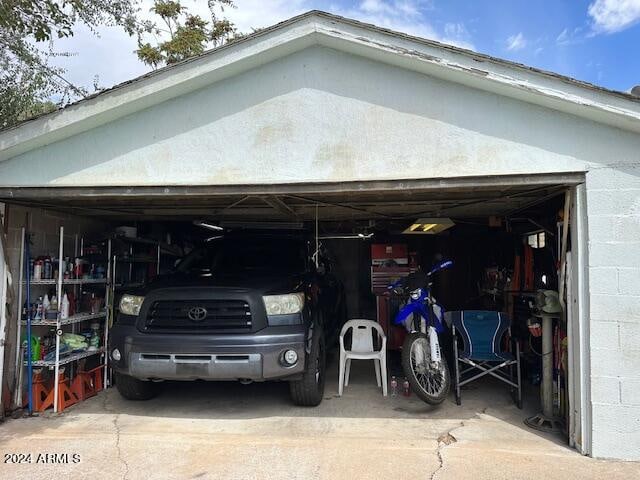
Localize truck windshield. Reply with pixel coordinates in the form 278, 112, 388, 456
176, 238, 307, 275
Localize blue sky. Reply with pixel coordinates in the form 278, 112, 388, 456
51, 0, 640, 94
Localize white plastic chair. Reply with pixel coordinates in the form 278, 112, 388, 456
339, 319, 388, 396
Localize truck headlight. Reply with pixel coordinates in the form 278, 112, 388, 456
119, 295, 145, 316
263, 292, 305, 316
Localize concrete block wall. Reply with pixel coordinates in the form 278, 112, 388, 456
586, 165, 640, 460
1, 204, 109, 405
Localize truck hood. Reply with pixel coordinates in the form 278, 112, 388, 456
138, 272, 306, 296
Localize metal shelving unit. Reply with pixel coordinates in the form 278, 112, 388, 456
21, 310, 107, 327
23, 278, 107, 285
15, 226, 112, 414
111, 235, 181, 290
24, 348, 105, 368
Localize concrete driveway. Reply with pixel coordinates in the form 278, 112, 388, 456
1, 361, 637, 480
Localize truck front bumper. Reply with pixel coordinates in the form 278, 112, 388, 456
109, 325, 306, 381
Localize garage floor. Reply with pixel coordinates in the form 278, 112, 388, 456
1, 358, 637, 480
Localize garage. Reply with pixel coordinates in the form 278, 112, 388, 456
0, 176, 589, 448
0, 10, 639, 465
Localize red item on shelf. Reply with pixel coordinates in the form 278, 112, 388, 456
66, 291, 77, 316
523, 246, 534, 291
371, 244, 408, 266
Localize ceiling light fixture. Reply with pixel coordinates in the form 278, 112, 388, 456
403, 218, 454, 235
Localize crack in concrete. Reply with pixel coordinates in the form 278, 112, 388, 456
102, 391, 130, 480
430, 422, 464, 480
430, 408, 489, 480
112, 415, 130, 480
430, 421, 468, 480
431, 446, 444, 480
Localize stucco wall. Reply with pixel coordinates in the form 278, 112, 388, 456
0, 46, 639, 459
2, 47, 639, 186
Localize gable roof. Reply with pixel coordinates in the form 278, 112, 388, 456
1, 9, 639, 162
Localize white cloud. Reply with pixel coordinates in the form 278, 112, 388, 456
444, 22, 464, 38
441, 22, 474, 50
331, 1, 474, 49
225, 0, 310, 32
361, 0, 395, 15
556, 28, 570, 43
556, 26, 585, 45
588, 0, 640, 34
506, 32, 527, 51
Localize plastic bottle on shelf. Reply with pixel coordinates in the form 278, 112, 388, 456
50, 295, 58, 317
34, 297, 43, 320
44, 257, 52, 279
74, 258, 82, 279
88, 323, 100, 351
60, 293, 70, 320
42, 294, 50, 312
33, 260, 42, 280
31, 336, 41, 361
90, 293, 102, 314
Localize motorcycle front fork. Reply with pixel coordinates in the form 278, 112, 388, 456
428, 326, 442, 363
412, 324, 442, 366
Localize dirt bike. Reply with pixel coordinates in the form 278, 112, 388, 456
388, 260, 453, 404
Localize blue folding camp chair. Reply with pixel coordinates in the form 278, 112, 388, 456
445, 310, 522, 408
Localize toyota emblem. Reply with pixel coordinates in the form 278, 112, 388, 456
187, 306, 208, 322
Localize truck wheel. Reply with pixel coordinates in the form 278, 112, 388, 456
115, 372, 159, 401
289, 325, 326, 406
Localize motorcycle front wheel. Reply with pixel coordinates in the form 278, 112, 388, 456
401, 332, 451, 405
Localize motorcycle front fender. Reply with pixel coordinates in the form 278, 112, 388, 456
393, 301, 431, 327
394, 301, 447, 334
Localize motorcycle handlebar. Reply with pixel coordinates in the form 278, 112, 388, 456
387, 259, 453, 292
427, 259, 453, 276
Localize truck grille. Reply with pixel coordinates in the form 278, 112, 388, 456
144, 299, 252, 332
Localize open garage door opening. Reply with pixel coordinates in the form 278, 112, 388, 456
0, 174, 588, 452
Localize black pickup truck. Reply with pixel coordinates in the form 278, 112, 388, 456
108, 233, 345, 406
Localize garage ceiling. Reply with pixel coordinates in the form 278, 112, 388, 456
0, 173, 581, 222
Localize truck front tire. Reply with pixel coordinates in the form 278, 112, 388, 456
115, 372, 159, 401
289, 325, 326, 406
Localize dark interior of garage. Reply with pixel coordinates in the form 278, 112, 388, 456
4, 178, 574, 442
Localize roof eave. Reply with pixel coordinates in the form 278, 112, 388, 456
311, 15, 640, 132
